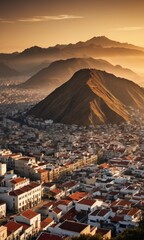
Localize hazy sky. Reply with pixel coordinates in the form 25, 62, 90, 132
1, 0, 144, 53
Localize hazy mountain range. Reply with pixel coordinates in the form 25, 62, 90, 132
0, 36, 144, 78
0, 62, 19, 78
29, 69, 144, 126
20, 57, 140, 91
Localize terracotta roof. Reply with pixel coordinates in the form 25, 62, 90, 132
91, 209, 110, 217
78, 199, 96, 206
37, 232, 64, 240
127, 208, 140, 216
4, 221, 22, 233
17, 222, 31, 230
37, 169, 47, 173
42, 202, 53, 208
9, 182, 41, 196
111, 199, 132, 207
59, 220, 88, 233
10, 177, 26, 184
41, 217, 53, 229
111, 216, 124, 223
53, 207, 62, 214
51, 188, 62, 195
9, 189, 23, 196
43, 182, 55, 187
60, 207, 78, 221
21, 209, 39, 219
69, 191, 88, 201
54, 199, 72, 207
62, 180, 77, 188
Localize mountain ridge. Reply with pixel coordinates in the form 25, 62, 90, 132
20, 57, 141, 91
28, 69, 144, 126
0, 62, 19, 77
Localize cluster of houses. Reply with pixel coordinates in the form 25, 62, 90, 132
0, 112, 144, 239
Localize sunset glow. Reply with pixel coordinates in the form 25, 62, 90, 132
1, 0, 144, 53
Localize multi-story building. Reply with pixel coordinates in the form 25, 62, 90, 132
15, 209, 41, 236
0, 226, 7, 240
14, 157, 49, 183
0, 182, 42, 212
0, 201, 6, 218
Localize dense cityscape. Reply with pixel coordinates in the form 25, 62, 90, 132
0, 101, 143, 239
1, 1, 144, 239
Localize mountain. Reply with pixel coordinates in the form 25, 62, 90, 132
0, 62, 19, 78
0, 36, 144, 77
19, 36, 144, 58
28, 69, 144, 126
20, 57, 140, 91
77, 36, 144, 50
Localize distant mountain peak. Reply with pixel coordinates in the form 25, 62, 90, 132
20, 57, 140, 90
20, 45, 45, 56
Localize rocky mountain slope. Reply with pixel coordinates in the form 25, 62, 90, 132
29, 69, 144, 126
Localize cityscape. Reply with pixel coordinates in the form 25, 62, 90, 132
0, 1, 144, 240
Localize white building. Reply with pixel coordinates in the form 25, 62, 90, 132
0, 163, 6, 176
0, 182, 42, 212
49, 220, 97, 237
88, 209, 112, 227
15, 209, 41, 235
75, 199, 98, 213
4, 221, 23, 240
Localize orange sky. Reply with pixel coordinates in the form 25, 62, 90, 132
1, 0, 144, 53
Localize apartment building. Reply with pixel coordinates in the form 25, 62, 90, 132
0, 182, 42, 212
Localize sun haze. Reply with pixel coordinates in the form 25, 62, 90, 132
1, 0, 144, 53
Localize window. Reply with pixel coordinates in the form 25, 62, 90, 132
120, 224, 126, 228
90, 220, 96, 223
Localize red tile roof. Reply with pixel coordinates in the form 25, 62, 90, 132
41, 217, 53, 229
54, 199, 72, 207
4, 221, 22, 233
91, 209, 110, 217
53, 207, 62, 214
127, 208, 140, 216
10, 177, 27, 184
17, 222, 31, 230
111, 199, 132, 207
37, 169, 47, 173
60, 207, 78, 221
59, 220, 88, 233
9, 182, 41, 196
51, 188, 62, 195
21, 209, 39, 219
111, 216, 124, 223
62, 180, 77, 188
78, 199, 96, 206
42, 202, 53, 208
69, 191, 88, 201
